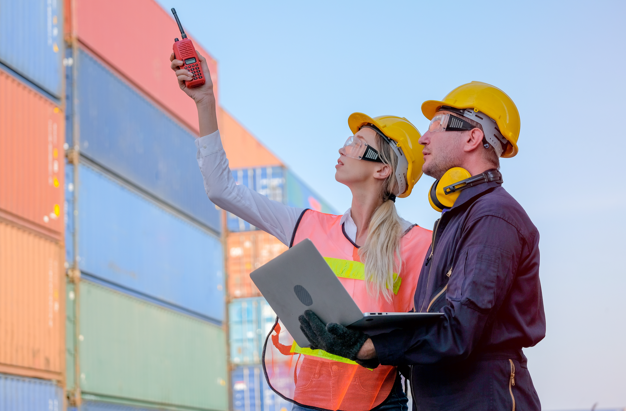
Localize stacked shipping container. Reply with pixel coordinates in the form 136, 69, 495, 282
63, 0, 227, 409
1, 0, 339, 409
0, 0, 66, 403
220, 113, 337, 410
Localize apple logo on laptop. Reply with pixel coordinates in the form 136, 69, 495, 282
294, 285, 313, 306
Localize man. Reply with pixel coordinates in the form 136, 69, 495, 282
299, 81, 545, 410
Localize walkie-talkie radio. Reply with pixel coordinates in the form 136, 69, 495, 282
171, 8, 205, 88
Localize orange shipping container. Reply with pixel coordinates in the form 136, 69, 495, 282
227, 231, 288, 299
0, 70, 64, 240
0, 220, 64, 380
74, 0, 218, 134
220, 108, 283, 169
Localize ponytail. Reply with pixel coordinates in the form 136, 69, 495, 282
359, 133, 404, 302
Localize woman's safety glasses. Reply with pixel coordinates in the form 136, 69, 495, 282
341, 135, 384, 163
427, 113, 477, 134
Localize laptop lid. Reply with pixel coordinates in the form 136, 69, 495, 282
250, 239, 364, 347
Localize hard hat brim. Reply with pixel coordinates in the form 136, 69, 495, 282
421, 100, 519, 158
348, 112, 385, 135
421, 100, 447, 120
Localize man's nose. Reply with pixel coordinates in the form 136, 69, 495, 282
418, 131, 431, 145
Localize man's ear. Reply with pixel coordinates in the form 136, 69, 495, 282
464, 128, 484, 153
373, 163, 392, 181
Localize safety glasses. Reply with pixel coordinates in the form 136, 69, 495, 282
341, 135, 384, 163
427, 113, 477, 134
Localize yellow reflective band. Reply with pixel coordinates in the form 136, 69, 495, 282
290, 341, 358, 365
323, 257, 401, 295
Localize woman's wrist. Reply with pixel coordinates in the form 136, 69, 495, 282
195, 94, 216, 108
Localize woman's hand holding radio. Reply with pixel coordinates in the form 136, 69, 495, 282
170, 52, 218, 136
170, 52, 214, 106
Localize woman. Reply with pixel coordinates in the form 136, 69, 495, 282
171, 53, 431, 411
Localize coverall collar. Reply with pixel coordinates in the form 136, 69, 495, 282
449, 170, 503, 212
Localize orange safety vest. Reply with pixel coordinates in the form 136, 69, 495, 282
263, 210, 431, 411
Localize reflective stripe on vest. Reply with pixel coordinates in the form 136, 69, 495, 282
324, 257, 402, 295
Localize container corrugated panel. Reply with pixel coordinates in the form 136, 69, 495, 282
226, 232, 287, 299
220, 108, 283, 170
0, 221, 63, 380
76, 49, 221, 233
65, 162, 75, 264
77, 164, 224, 322
0, 373, 63, 411
232, 365, 291, 411
227, 167, 285, 232
75, 0, 218, 132
70, 401, 181, 411
0, 69, 64, 239
69, 280, 228, 411
228, 298, 276, 365
285, 169, 336, 214
0, 0, 63, 97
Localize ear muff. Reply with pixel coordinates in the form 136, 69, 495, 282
428, 167, 472, 212
428, 168, 504, 212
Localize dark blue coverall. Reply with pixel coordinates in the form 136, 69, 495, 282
370, 177, 545, 411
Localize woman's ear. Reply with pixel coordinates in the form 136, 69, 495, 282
373, 163, 392, 181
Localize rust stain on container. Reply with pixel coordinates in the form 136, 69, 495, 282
0, 71, 64, 239
220, 108, 284, 169
0, 220, 64, 380
227, 231, 287, 299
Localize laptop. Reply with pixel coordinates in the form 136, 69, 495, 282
250, 239, 444, 347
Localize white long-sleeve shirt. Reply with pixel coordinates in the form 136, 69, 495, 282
195, 131, 412, 246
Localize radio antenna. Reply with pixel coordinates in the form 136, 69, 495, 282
171, 8, 187, 39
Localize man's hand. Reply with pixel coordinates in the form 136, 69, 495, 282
298, 310, 378, 367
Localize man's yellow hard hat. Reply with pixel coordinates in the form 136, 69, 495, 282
348, 113, 424, 198
421, 81, 521, 158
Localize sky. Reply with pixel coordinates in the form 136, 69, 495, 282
155, 1, 626, 409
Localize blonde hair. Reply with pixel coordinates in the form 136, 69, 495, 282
358, 131, 404, 302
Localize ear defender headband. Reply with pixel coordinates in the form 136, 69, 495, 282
429, 168, 503, 212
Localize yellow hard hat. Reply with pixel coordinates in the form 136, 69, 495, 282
348, 113, 424, 198
421, 81, 521, 158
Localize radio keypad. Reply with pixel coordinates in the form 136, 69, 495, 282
186, 62, 203, 81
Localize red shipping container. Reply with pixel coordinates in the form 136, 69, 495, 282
0, 70, 64, 240
0, 220, 64, 380
227, 231, 288, 299
75, 0, 218, 134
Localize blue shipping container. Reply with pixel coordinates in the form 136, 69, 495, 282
0, 373, 63, 411
232, 365, 291, 411
70, 400, 175, 411
76, 163, 225, 322
76, 49, 221, 233
229, 298, 276, 364
0, 0, 63, 97
65, 161, 75, 264
228, 167, 285, 232
285, 169, 336, 214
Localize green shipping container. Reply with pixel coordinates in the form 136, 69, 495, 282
66, 280, 228, 410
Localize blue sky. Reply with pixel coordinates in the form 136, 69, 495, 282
156, 1, 626, 408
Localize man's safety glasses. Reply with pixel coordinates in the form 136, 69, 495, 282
427, 113, 477, 134
340, 135, 384, 163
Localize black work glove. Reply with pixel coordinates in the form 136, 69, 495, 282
298, 310, 378, 368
